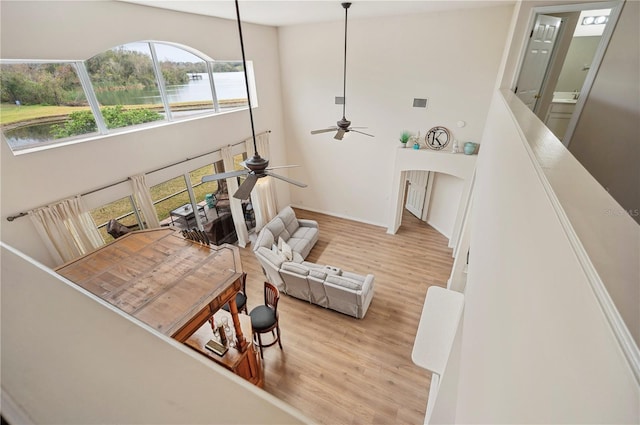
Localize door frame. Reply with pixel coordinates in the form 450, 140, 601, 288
405, 170, 432, 219
511, 1, 624, 147
515, 14, 564, 111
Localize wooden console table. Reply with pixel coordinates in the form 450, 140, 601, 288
185, 310, 263, 387
55, 228, 261, 385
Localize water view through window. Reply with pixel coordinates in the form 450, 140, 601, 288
1, 42, 250, 153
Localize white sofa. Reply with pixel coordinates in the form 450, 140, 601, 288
279, 261, 375, 319
253, 206, 319, 289
253, 206, 375, 319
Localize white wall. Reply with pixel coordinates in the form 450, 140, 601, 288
1, 243, 309, 424
1, 3, 514, 263
555, 35, 601, 92
0, 1, 292, 266
439, 88, 640, 424
498, 0, 639, 346
501, 0, 638, 225
427, 0, 640, 420
569, 0, 639, 225
278, 4, 513, 226
426, 173, 465, 239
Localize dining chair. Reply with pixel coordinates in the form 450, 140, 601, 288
222, 272, 248, 315
249, 281, 282, 359
181, 228, 210, 245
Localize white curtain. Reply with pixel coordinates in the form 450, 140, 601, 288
28, 195, 104, 265
130, 174, 160, 228
221, 145, 249, 247
245, 132, 278, 231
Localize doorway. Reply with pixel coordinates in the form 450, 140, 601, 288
513, 1, 623, 146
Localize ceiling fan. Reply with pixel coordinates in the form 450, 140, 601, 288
311, 2, 373, 141
201, 0, 307, 200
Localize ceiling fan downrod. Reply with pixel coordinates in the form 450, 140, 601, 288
341, 2, 351, 121
235, 0, 259, 158
200, 0, 307, 198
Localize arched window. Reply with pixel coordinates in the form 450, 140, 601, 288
0, 41, 254, 154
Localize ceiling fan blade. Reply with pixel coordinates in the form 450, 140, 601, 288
202, 169, 248, 183
334, 129, 346, 140
311, 127, 338, 135
267, 164, 300, 170
350, 129, 375, 137
265, 171, 308, 188
233, 173, 258, 200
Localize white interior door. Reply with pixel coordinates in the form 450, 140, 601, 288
405, 170, 430, 218
515, 14, 562, 110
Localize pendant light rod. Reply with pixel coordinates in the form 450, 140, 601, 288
341, 2, 351, 119
234, 0, 258, 154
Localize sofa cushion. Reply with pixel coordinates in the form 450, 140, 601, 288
291, 226, 317, 241
290, 227, 319, 258
309, 269, 327, 280
257, 246, 286, 266
279, 206, 300, 236
254, 228, 274, 251
265, 218, 286, 241
287, 237, 310, 255
281, 261, 309, 276
292, 251, 304, 263
326, 275, 363, 290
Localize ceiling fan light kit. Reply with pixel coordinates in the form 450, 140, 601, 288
201, 0, 306, 200
310, 2, 374, 141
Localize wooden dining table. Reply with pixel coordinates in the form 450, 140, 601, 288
55, 227, 262, 385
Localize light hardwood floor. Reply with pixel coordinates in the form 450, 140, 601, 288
238, 208, 454, 425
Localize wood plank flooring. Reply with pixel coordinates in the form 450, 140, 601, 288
238, 208, 454, 425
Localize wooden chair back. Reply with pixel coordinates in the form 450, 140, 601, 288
264, 281, 280, 314
182, 228, 210, 245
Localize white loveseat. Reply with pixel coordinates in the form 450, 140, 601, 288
253, 206, 375, 319
253, 206, 320, 289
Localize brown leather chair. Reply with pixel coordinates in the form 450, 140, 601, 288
214, 193, 231, 215
106, 219, 138, 239
203, 212, 237, 245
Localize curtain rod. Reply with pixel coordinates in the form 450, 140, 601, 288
6, 130, 270, 222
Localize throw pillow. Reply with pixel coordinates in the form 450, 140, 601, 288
281, 239, 293, 261
278, 236, 285, 251
259, 246, 286, 266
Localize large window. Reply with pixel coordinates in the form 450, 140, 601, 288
150, 175, 191, 226
0, 62, 97, 150
86, 42, 164, 131
90, 196, 141, 243
154, 43, 216, 117
0, 41, 254, 154
189, 162, 222, 209
87, 150, 253, 241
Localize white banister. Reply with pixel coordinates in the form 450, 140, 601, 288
412, 286, 465, 424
